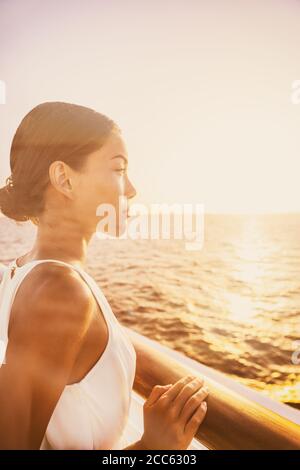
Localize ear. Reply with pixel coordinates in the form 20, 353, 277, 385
48, 161, 74, 199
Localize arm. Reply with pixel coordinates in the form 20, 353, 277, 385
0, 265, 94, 449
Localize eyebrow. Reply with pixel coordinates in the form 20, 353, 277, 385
111, 154, 128, 165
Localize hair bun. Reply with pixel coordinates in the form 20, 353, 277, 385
0, 175, 29, 221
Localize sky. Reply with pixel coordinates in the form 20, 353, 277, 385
0, 0, 300, 213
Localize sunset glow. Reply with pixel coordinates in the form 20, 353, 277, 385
1, 0, 300, 213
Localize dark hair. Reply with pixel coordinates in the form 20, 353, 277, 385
0, 101, 120, 222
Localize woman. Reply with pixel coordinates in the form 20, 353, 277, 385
0, 102, 208, 450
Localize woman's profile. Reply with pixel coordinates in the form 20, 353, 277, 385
0, 102, 208, 449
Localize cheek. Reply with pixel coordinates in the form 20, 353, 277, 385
102, 173, 125, 200
88, 173, 123, 205
75, 170, 125, 216
74, 174, 103, 209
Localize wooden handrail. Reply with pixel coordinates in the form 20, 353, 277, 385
127, 330, 300, 450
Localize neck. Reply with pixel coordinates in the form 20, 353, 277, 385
24, 213, 96, 268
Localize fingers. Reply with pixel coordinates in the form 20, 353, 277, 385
178, 386, 209, 424
184, 401, 207, 437
145, 375, 205, 410
145, 384, 173, 407
160, 375, 199, 402
172, 377, 204, 416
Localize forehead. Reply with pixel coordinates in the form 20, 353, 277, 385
103, 132, 128, 160
86, 132, 128, 168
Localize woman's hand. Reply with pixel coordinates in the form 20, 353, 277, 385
140, 375, 208, 450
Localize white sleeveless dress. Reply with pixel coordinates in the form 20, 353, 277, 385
0, 258, 137, 450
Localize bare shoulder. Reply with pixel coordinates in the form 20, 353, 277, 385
0, 263, 98, 449
9, 263, 95, 351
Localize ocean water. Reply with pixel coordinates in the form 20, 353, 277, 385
0, 213, 299, 406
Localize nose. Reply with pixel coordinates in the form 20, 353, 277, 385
126, 178, 137, 200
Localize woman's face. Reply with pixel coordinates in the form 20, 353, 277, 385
71, 131, 137, 237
